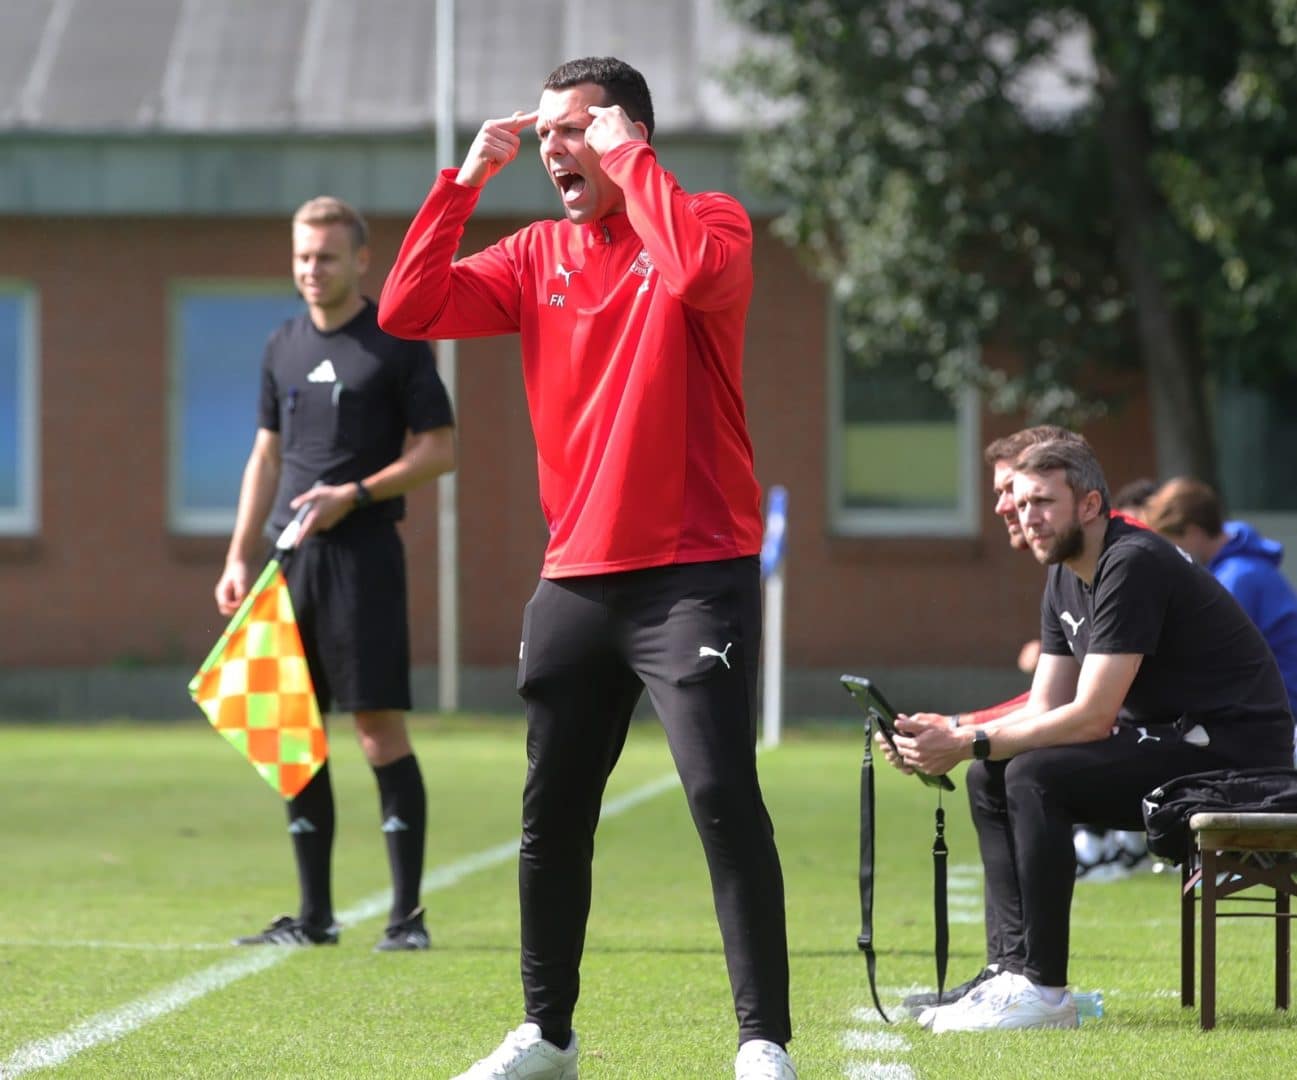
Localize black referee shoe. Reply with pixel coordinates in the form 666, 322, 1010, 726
234, 914, 339, 947
903, 965, 999, 1014
374, 906, 430, 952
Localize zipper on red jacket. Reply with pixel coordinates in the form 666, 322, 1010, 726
599, 222, 613, 294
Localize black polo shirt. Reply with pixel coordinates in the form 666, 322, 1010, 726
258, 299, 453, 532
1041, 516, 1292, 732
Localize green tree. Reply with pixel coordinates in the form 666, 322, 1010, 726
726, 0, 1297, 481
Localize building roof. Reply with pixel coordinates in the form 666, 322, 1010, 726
1, 0, 756, 136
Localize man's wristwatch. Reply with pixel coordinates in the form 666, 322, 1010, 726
352, 480, 373, 509
971, 728, 991, 761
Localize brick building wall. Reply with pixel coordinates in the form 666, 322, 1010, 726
0, 214, 1156, 685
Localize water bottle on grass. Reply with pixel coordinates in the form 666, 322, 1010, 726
1074, 990, 1104, 1022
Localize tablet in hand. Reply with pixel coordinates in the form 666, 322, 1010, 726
841, 674, 956, 792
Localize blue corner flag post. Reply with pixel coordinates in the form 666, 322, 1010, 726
760, 486, 788, 747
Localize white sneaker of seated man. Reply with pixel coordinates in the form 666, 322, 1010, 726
925, 971, 1077, 1032
735, 1039, 797, 1079
451, 1023, 578, 1079
916, 966, 1025, 1029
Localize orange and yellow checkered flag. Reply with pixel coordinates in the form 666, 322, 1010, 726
189, 557, 328, 799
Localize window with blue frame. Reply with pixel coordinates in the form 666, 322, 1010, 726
0, 284, 38, 535
170, 285, 304, 533
829, 304, 980, 537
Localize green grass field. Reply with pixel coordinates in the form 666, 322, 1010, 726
1, 715, 1293, 1079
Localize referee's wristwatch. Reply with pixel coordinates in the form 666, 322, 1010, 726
352, 480, 373, 509
971, 728, 991, 761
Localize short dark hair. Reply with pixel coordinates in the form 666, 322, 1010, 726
544, 56, 655, 142
1144, 477, 1225, 538
1016, 439, 1111, 514
1112, 477, 1158, 514
983, 425, 1086, 467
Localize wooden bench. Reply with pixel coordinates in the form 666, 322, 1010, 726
1180, 812, 1297, 1029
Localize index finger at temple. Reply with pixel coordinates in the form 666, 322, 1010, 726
509, 109, 539, 132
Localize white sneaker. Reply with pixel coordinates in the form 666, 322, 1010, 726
918, 967, 1010, 1029
452, 1023, 578, 1079
1076, 860, 1132, 883
916, 1005, 939, 1030
735, 1039, 797, 1079
1072, 827, 1108, 876
930, 972, 1077, 1032
1074, 828, 1132, 882
1114, 830, 1152, 873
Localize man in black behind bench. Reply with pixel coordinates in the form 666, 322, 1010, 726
890, 436, 1293, 1031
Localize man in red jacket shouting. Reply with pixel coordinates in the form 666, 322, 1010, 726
379, 56, 795, 1080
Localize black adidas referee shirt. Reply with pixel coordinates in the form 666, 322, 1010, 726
257, 298, 453, 533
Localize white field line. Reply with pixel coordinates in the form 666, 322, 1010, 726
0, 952, 284, 1080
0, 769, 682, 1079
840, 863, 981, 1077
850, 1005, 893, 1024
845, 1063, 917, 1080
842, 1030, 908, 1053
0, 940, 231, 952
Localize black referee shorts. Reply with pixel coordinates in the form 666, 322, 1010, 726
281, 517, 411, 715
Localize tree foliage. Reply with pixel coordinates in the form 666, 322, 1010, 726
725, 0, 1297, 478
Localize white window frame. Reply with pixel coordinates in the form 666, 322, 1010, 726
0, 282, 39, 536
826, 302, 981, 537
168, 280, 302, 535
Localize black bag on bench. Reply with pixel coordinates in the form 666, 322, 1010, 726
1141, 767, 1297, 864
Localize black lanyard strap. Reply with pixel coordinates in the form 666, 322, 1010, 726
857, 712, 891, 1023
857, 717, 951, 1021
932, 799, 949, 1001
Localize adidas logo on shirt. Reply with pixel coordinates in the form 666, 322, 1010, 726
307, 359, 337, 383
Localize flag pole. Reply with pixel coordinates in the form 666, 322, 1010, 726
760, 486, 788, 748
434, 0, 459, 712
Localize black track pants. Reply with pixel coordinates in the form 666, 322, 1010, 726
515, 557, 792, 1045
970, 719, 1291, 986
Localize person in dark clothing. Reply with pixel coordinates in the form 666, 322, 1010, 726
213, 195, 455, 951
379, 56, 794, 1080
890, 437, 1293, 1032
1110, 476, 1158, 521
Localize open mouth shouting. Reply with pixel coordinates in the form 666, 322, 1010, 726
553, 167, 587, 206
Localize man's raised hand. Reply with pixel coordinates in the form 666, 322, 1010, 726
457, 110, 539, 189
585, 104, 646, 157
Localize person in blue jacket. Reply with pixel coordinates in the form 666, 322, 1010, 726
1146, 476, 1297, 762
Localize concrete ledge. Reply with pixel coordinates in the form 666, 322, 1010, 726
0, 664, 1028, 722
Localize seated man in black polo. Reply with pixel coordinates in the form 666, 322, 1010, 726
890, 436, 1293, 1032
